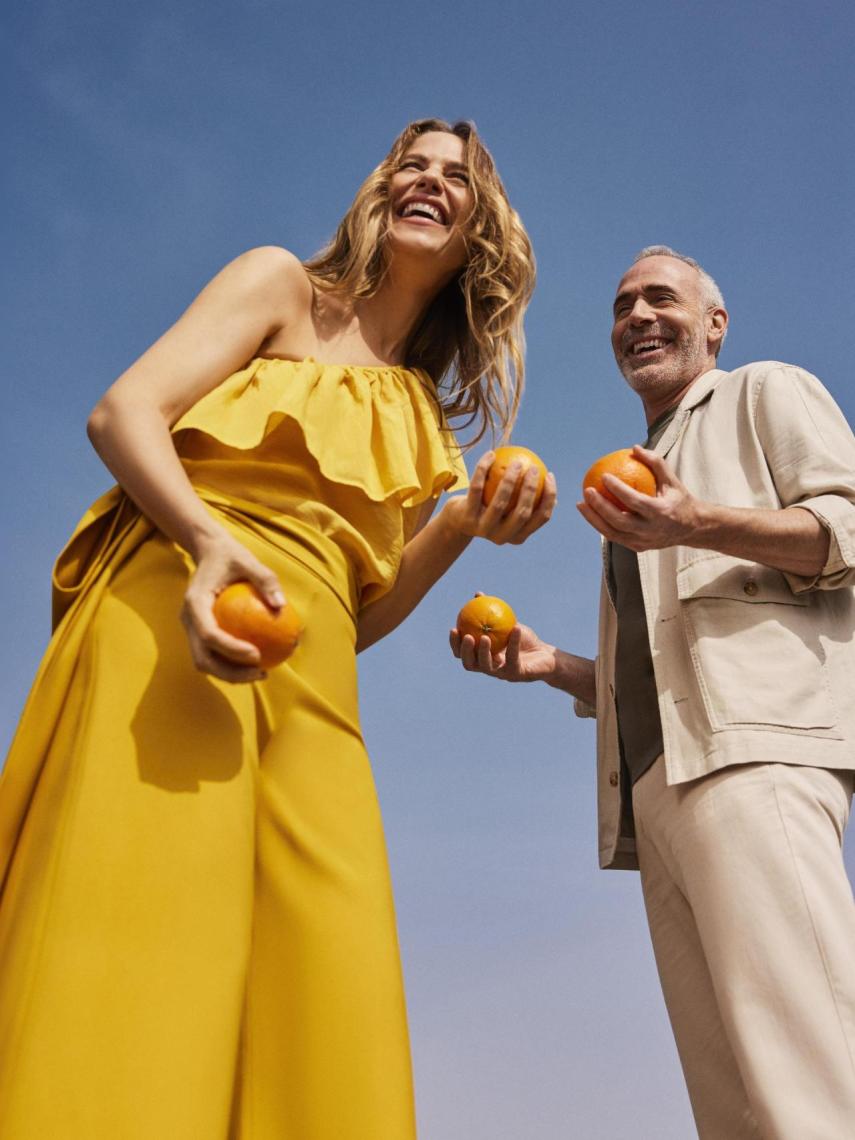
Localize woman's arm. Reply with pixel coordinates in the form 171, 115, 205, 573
87, 246, 311, 682
356, 454, 557, 651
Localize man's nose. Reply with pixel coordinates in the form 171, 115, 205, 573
628, 299, 656, 324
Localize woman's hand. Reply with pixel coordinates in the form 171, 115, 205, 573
180, 531, 286, 684
450, 620, 558, 682
442, 451, 557, 545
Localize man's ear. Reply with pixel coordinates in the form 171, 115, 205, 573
707, 306, 728, 355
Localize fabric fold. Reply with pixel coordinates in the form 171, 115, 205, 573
171, 357, 468, 507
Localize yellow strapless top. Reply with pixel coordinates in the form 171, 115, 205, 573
171, 357, 469, 604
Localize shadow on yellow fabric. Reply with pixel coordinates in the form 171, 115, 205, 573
0, 359, 467, 1138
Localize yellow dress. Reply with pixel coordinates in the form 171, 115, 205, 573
0, 357, 467, 1139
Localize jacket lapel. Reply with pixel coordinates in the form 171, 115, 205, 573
655, 368, 726, 459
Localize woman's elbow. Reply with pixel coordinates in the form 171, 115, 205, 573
86, 390, 154, 453
86, 398, 112, 453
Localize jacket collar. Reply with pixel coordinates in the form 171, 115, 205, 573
655, 367, 727, 459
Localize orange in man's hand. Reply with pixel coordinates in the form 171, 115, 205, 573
582, 449, 656, 511
213, 582, 302, 669
483, 446, 548, 511
456, 595, 517, 655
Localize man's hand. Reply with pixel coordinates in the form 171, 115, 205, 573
450, 622, 559, 682
450, 615, 598, 705
577, 444, 830, 577
577, 445, 699, 551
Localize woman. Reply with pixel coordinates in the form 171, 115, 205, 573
0, 119, 551, 1138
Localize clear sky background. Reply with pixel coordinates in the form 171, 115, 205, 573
4, 1, 855, 1136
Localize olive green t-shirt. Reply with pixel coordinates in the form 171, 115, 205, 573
607, 407, 676, 785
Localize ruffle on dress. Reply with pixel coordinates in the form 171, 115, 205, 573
172, 357, 468, 507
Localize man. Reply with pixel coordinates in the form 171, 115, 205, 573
452, 247, 855, 1139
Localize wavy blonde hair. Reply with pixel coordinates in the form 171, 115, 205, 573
303, 119, 536, 444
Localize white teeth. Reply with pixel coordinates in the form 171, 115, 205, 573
402, 201, 444, 223
632, 338, 669, 355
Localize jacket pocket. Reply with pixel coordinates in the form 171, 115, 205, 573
676, 554, 838, 731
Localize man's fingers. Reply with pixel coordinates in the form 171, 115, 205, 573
504, 626, 522, 670
476, 634, 499, 671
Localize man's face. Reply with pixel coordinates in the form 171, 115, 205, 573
611, 256, 718, 401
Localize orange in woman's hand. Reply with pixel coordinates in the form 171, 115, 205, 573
483, 446, 547, 511
456, 595, 517, 655
213, 582, 302, 668
582, 449, 656, 511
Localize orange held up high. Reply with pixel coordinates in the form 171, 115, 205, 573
483, 446, 548, 512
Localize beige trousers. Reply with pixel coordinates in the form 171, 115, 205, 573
633, 757, 855, 1140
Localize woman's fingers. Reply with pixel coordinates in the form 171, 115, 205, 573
243, 559, 286, 610
483, 467, 557, 545
180, 593, 262, 667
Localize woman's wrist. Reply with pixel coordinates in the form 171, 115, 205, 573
436, 496, 476, 548
184, 519, 235, 564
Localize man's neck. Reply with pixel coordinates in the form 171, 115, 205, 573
641, 361, 719, 426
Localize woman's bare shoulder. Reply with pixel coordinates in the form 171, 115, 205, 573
223, 246, 313, 311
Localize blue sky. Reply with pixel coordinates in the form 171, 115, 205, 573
4, 1, 855, 1135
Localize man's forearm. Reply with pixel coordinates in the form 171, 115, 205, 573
689, 502, 829, 578
544, 649, 597, 707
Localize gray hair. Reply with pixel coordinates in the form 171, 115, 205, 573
632, 245, 727, 352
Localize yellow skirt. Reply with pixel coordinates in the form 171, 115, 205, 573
0, 488, 416, 1138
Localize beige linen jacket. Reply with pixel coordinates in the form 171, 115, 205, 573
582, 362, 855, 870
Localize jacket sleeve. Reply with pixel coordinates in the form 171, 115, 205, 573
754, 364, 855, 592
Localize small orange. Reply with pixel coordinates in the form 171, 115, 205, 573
582, 449, 656, 511
213, 582, 302, 669
483, 445, 548, 511
456, 594, 517, 655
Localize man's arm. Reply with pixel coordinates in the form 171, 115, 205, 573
579, 366, 855, 585
450, 622, 597, 707
578, 448, 830, 577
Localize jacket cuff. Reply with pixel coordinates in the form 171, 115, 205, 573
783, 496, 855, 592
574, 697, 597, 719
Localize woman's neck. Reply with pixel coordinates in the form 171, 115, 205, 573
355, 251, 459, 363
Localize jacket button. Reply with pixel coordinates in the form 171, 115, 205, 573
609, 771, 619, 787
743, 579, 758, 596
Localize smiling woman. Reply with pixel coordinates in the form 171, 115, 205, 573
304, 118, 536, 443
0, 119, 546, 1138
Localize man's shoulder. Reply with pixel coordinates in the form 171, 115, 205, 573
713, 360, 824, 402
721, 359, 815, 382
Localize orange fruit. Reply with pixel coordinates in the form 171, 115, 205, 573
456, 594, 517, 655
582, 448, 656, 511
213, 581, 302, 668
483, 445, 547, 511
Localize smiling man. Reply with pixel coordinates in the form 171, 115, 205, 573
452, 246, 855, 1139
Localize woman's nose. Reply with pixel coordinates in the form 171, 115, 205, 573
415, 166, 443, 192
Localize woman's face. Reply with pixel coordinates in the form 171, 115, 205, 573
386, 131, 473, 279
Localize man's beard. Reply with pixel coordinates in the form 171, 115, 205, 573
617, 325, 709, 395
